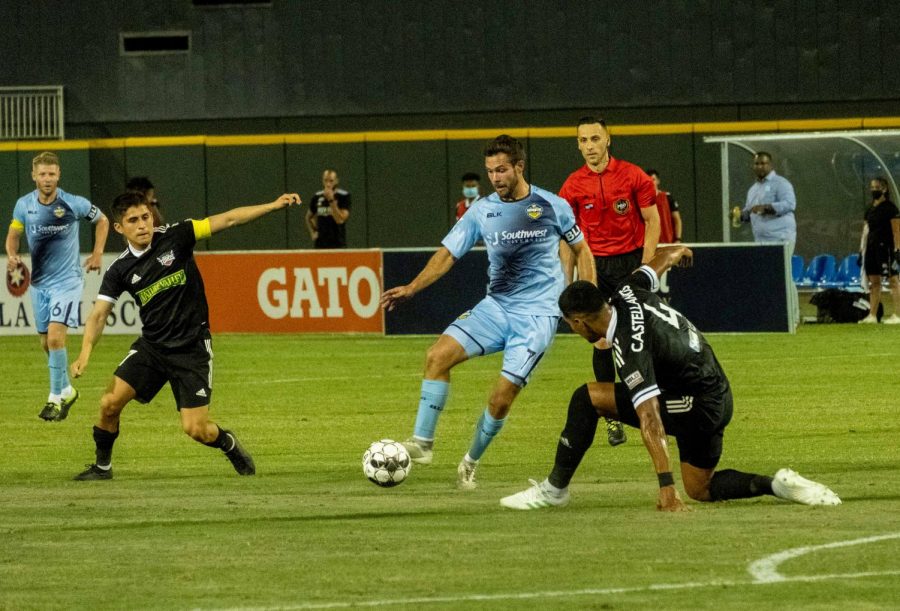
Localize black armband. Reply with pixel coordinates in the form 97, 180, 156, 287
657, 472, 675, 487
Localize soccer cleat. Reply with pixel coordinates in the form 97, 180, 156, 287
73, 464, 113, 481
606, 417, 627, 446
456, 457, 479, 491
222, 430, 256, 475
883, 314, 900, 325
771, 468, 841, 506
38, 401, 61, 421
55, 389, 79, 421
402, 438, 433, 465
500, 479, 571, 510
858, 314, 878, 324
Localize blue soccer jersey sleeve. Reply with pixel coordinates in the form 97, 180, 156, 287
442, 200, 483, 259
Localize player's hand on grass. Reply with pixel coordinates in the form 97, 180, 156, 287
83, 252, 103, 273
380, 285, 414, 311
656, 486, 689, 512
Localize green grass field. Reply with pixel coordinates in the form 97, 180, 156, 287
2, 325, 899, 610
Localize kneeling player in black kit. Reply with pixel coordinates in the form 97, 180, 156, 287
501, 245, 841, 511
70, 191, 301, 480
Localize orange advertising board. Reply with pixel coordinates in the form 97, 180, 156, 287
195, 250, 384, 333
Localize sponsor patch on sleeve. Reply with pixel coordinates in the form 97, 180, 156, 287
563, 225, 582, 243
86, 205, 100, 221
624, 371, 644, 389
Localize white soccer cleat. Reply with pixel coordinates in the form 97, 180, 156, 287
771, 468, 841, 506
500, 479, 570, 510
883, 314, 900, 325
456, 457, 479, 490
858, 314, 878, 324
402, 438, 433, 465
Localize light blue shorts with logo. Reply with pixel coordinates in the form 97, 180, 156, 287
30, 279, 84, 333
444, 296, 559, 387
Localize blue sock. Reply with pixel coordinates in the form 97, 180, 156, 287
466, 408, 506, 461
413, 379, 449, 441
48, 348, 69, 396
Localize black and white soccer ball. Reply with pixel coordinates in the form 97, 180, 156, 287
362, 439, 411, 487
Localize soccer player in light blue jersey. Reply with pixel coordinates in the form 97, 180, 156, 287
5, 152, 109, 421
381, 135, 595, 489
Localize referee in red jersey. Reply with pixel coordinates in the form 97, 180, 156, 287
559, 116, 661, 446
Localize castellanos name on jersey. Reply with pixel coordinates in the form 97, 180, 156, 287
442, 185, 583, 315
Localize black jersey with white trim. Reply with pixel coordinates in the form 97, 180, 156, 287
609, 266, 729, 409
98, 220, 209, 349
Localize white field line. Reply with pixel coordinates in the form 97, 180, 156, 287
748, 532, 900, 583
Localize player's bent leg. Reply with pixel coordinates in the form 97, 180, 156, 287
457, 376, 520, 491
592, 345, 626, 447
679, 463, 715, 501
75, 377, 136, 481
546, 383, 604, 491
181, 407, 256, 476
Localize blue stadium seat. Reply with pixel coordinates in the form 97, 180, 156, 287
797, 254, 836, 288
822, 256, 855, 289
841, 255, 863, 290
791, 255, 804, 283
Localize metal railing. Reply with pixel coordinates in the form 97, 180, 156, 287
0, 86, 64, 140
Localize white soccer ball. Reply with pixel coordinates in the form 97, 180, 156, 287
362, 439, 411, 487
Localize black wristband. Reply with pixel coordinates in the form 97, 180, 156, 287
657, 472, 675, 487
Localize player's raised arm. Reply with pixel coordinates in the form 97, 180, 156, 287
634, 396, 688, 512
71, 299, 115, 378
204, 193, 301, 236
644, 244, 693, 280
380, 246, 457, 311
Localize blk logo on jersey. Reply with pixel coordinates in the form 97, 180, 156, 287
526, 204, 543, 220
156, 250, 176, 267
614, 199, 631, 215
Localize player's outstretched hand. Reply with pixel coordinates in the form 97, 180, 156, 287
273, 193, 302, 209
71, 355, 89, 379
83, 252, 103, 273
380, 285, 415, 311
656, 486, 690, 512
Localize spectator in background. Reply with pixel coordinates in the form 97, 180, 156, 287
858, 177, 900, 324
559, 115, 661, 447
126, 176, 163, 225
306, 169, 351, 248
732, 152, 798, 328
645, 169, 682, 243
455, 172, 482, 221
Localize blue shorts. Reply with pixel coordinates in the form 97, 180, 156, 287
30, 281, 84, 333
444, 296, 559, 387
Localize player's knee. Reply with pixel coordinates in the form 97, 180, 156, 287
181, 420, 206, 441
683, 480, 711, 502
424, 343, 454, 376
99, 393, 124, 420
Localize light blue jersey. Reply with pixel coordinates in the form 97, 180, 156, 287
442, 185, 583, 315
11, 188, 101, 288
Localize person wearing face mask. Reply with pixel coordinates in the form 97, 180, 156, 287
858, 177, 900, 324
455, 173, 482, 221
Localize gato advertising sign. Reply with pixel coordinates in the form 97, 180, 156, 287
195, 250, 384, 333
1, 254, 141, 336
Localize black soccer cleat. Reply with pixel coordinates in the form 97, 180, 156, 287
605, 417, 627, 447
55, 389, 79, 422
74, 464, 113, 481
222, 430, 256, 476
38, 401, 61, 421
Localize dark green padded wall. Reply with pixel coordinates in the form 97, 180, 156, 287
285, 142, 366, 249
125, 145, 208, 249
446, 139, 492, 229
88, 147, 126, 252
366, 140, 448, 248
0, 151, 19, 226
204, 145, 287, 250
528, 137, 580, 195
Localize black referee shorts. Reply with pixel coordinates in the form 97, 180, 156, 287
613, 383, 734, 470
115, 331, 214, 410
864, 244, 898, 278
595, 249, 643, 301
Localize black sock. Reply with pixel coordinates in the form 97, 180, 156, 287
93, 425, 118, 467
709, 469, 774, 501
203, 426, 233, 451
592, 347, 615, 383
548, 385, 599, 489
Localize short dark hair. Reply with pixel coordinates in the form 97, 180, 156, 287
754, 151, 772, 162
461, 172, 481, 182
483, 134, 526, 165
645, 168, 659, 178
110, 191, 149, 223
577, 115, 607, 129
872, 176, 890, 191
125, 176, 155, 194
559, 281, 606, 318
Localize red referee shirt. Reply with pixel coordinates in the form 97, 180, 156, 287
559, 157, 656, 257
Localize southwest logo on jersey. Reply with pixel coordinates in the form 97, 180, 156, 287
53, 206, 66, 218
136, 269, 186, 305
156, 250, 176, 267
614, 199, 630, 215
526, 204, 543, 220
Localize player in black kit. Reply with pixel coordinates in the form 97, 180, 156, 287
501, 245, 842, 511
70, 190, 301, 480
